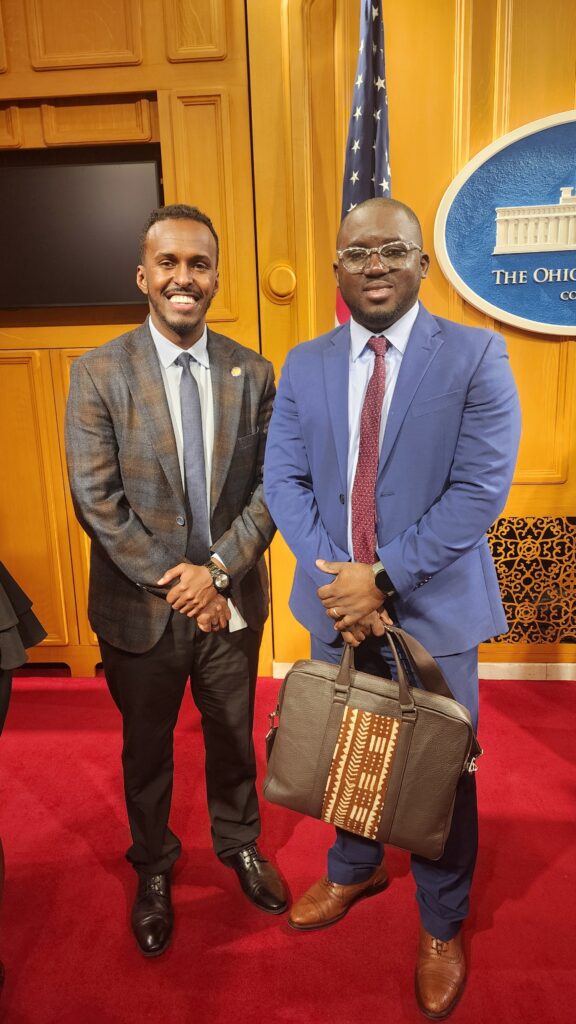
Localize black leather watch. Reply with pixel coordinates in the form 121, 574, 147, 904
205, 560, 231, 593
371, 561, 396, 599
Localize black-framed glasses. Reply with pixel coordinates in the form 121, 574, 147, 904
336, 240, 422, 274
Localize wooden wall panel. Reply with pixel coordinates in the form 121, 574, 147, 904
158, 85, 259, 347
511, 339, 569, 486
41, 96, 152, 145
508, 0, 576, 126
0, 351, 77, 648
24, 0, 142, 70
163, 0, 226, 62
164, 90, 237, 322
50, 349, 98, 648
0, 5, 6, 73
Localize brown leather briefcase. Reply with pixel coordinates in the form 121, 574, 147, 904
264, 626, 481, 861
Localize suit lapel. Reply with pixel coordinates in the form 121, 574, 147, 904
378, 307, 443, 474
208, 329, 245, 513
121, 324, 184, 503
323, 324, 351, 492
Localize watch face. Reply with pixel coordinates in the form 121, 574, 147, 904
215, 572, 229, 590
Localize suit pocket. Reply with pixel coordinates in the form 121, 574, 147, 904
410, 389, 465, 418
236, 428, 260, 449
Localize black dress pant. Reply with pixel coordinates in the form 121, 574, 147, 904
99, 612, 262, 875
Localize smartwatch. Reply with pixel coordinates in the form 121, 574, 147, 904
371, 561, 396, 599
205, 560, 231, 593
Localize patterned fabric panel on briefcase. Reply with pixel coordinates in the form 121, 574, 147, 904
321, 707, 400, 839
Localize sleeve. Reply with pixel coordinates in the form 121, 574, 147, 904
264, 351, 350, 589
379, 332, 521, 597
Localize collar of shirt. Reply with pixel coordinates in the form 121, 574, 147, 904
148, 315, 210, 370
349, 300, 420, 362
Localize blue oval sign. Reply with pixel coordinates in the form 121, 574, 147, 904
434, 111, 576, 336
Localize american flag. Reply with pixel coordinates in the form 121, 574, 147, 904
337, 1, 391, 322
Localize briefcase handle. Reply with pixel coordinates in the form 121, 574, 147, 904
334, 633, 415, 712
336, 625, 482, 758
335, 626, 449, 707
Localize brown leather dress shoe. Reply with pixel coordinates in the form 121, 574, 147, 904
415, 925, 467, 1019
288, 861, 388, 930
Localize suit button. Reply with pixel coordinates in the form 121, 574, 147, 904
339, 494, 345, 504
176, 515, 186, 526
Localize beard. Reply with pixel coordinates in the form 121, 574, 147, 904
148, 289, 213, 340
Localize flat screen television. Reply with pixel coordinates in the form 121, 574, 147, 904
0, 144, 163, 308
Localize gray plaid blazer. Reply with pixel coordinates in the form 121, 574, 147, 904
65, 323, 276, 652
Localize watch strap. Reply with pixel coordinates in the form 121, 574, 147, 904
371, 561, 396, 597
205, 559, 231, 590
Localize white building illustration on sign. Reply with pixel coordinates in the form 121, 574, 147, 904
493, 186, 576, 254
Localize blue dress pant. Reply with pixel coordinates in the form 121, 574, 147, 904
310, 631, 479, 942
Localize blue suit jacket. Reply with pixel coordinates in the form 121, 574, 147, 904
264, 305, 521, 657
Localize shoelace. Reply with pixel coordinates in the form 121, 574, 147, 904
238, 844, 263, 868
431, 938, 449, 955
142, 874, 168, 897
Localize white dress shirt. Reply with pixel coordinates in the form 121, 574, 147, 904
149, 316, 246, 630
347, 300, 420, 557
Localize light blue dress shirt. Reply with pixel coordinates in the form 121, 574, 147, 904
347, 300, 420, 557
148, 316, 246, 630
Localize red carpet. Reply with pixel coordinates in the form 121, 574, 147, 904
1, 674, 575, 1023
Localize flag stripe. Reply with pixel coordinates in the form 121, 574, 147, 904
341, 0, 391, 220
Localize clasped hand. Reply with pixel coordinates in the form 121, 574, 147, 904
156, 562, 231, 632
316, 559, 393, 648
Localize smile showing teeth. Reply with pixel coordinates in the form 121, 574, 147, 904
169, 294, 197, 304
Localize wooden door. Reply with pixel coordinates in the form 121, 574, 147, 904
0, 350, 78, 657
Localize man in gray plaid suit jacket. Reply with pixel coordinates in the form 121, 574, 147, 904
65, 204, 287, 957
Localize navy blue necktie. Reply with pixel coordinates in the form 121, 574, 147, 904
175, 352, 211, 564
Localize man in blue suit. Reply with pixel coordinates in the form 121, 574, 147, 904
264, 198, 521, 1019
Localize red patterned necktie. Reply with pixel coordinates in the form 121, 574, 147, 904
351, 336, 390, 563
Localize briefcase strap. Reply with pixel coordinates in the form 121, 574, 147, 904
342, 627, 482, 762
386, 627, 454, 699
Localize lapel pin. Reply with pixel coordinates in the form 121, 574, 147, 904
231, 366, 242, 377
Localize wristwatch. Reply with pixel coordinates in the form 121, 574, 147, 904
371, 561, 396, 599
205, 560, 231, 593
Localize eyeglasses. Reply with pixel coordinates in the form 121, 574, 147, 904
336, 240, 422, 274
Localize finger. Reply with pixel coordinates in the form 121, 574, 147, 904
341, 630, 361, 647
175, 598, 201, 614
379, 609, 394, 626
219, 606, 231, 627
370, 615, 386, 636
335, 615, 355, 630
316, 559, 340, 575
157, 564, 186, 585
317, 585, 336, 601
325, 606, 340, 620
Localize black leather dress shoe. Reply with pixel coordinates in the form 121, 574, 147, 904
131, 872, 173, 957
225, 844, 288, 914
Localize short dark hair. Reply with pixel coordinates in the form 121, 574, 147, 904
139, 204, 219, 264
338, 197, 423, 248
